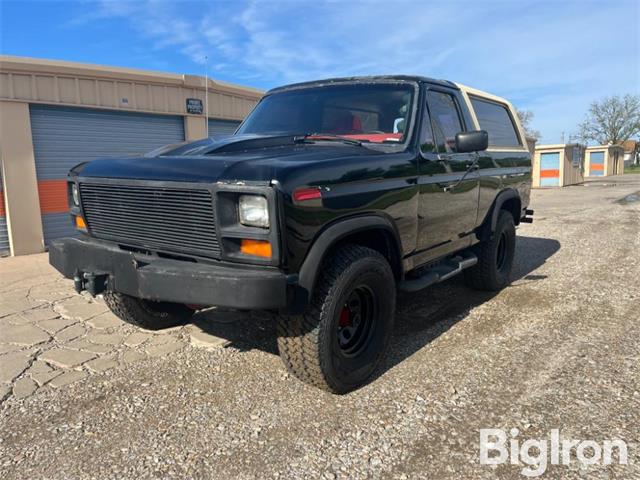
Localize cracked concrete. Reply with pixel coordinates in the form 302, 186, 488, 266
2, 324, 51, 346
0, 255, 234, 402
0, 350, 35, 384
39, 348, 98, 368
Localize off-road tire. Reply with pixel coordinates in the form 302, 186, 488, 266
103, 292, 193, 330
464, 210, 516, 291
277, 245, 396, 394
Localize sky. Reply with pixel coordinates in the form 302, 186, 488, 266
1, 0, 638, 143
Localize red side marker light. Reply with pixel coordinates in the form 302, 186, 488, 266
293, 187, 322, 203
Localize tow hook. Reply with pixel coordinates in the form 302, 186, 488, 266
521, 208, 534, 224
73, 270, 83, 293
72, 269, 109, 296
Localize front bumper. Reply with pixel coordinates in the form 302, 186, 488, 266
49, 237, 290, 310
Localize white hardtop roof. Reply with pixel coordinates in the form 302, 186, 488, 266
454, 82, 515, 108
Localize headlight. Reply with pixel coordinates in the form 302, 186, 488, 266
239, 195, 269, 228
71, 184, 80, 206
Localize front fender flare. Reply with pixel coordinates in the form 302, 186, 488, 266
290, 215, 402, 313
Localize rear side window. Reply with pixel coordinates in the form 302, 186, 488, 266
470, 97, 521, 147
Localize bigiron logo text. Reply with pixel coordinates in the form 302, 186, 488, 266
479, 428, 628, 477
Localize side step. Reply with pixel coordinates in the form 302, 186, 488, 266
398, 252, 478, 293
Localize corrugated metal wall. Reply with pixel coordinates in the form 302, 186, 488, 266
0, 170, 9, 255
208, 119, 240, 137
30, 105, 185, 244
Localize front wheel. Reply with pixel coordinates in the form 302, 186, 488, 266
277, 245, 396, 394
103, 292, 193, 330
464, 210, 516, 291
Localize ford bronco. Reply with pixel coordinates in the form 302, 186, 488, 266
49, 76, 533, 393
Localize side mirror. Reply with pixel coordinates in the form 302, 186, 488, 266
455, 130, 488, 153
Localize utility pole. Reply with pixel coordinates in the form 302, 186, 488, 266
205, 55, 209, 138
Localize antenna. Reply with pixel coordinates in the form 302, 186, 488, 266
204, 55, 209, 138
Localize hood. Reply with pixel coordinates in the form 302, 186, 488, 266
72, 134, 382, 184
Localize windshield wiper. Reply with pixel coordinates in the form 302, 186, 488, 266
293, 133, 367, 146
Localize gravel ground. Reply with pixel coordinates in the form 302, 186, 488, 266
1, 175, 639, 479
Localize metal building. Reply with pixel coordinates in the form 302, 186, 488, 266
532, 144, 585, 188
584, 145, 625, 177
0, 56, 263, 256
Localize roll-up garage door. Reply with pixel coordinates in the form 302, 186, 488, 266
208, 118, 240, 137
589, 151, 605, 176
539, 152, 560, 187
30, 105, 185, 244
0, 170, 9, 255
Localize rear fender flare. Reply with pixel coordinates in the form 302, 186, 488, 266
478, 188, 521, 241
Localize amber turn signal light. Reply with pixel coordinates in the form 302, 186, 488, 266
75, 216, 87, 230
240, 239, 272, 258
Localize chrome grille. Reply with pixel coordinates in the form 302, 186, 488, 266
80, 182, 220, 258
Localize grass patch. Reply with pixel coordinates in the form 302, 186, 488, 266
625, 164, 640, 174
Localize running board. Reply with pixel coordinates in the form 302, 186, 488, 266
398, 253, 478, 293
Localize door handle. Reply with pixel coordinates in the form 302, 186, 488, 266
436, 181, 457, 193
466, 161, 479, 170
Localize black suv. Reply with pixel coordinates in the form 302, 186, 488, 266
50, 76, 533, 393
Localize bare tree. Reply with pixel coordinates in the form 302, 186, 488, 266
516, 108, 541, 140
579, 94, 640, 145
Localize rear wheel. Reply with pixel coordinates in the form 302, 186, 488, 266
464, 210, 516, 291
277, 245, 396, 394
103, 292, 193, 330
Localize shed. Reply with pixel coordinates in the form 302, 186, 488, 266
584, 145, 625, 177
533, 144, 585, 187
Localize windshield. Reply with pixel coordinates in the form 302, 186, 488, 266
237, 83, 416, 144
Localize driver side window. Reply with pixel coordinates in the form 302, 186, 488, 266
426, 91, 464, 153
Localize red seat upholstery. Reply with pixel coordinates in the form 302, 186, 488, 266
329, 111, 363, 133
